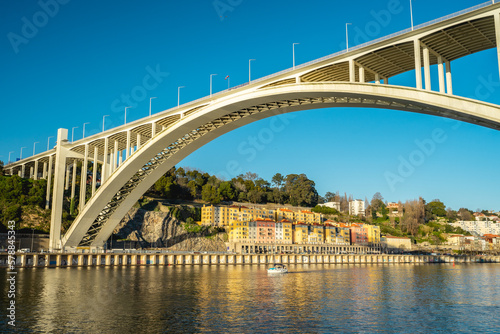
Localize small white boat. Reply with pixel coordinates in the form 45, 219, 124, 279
267, 263, 288, 273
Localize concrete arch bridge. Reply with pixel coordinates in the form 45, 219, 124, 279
5, 1, 500, 250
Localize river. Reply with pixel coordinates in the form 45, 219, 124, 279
1, 264, 499, 333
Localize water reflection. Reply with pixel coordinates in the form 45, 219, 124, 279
1, 264, 500, 333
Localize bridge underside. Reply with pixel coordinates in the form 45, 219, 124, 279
60, 82, 500, 248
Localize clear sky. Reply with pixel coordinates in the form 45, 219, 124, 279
1, 0, 499, 211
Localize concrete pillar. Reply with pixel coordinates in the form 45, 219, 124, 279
375, 73, 380, 84
414, 39, 422, 89
45, 155, 53, 210
92, 146, 98, 196
349, 59, 355, 82
151, 122, 156, 138
295, 76, 300, 83
495, 12, 500, 81
42, 162, 47, 179
78, 255, 84, 266
359, 66, 365, 83
126, 130, 131, 159
79, 144, 89, 212
33, 254, 39, 267
423, 46, 431, 90
64, 164, 70, 190
70, 159, 77, 215
105, 255, 111, 266
18, 169, 21, 177
50, 128, 69, 251
445, 61, 453, 95
102, 136, 108, 183
56, 255, 62, 266
119, 150, 123, 166
67, 254, 73, 266
29, 166, 34, 179
21, 164, 25, 178
113, 140, 119, 172
34, 159, 39, 180
437, 56, 445, 93
136, 133, 141, 150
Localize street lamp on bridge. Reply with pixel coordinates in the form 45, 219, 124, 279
124, 106, 132, 124
149, 97, 157, 117
8, 151, 14, 164
71, 127, 78, 142
47, 136, 54, 151
293, 43, 299, 70
346, 23, 352, 51
177, 86, 184, 107
83, 122, 90, 138
102, 116, 109, 132
33, 142, 39, 156
249, 59, 255, 83
410, 0, 414, 31
20, 147, 26, 160
210, 74, 217, 98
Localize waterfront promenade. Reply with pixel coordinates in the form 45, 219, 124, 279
2, 252, 498, 268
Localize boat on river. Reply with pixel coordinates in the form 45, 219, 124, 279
267, 263, 288, 273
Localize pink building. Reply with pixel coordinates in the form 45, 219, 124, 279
256, 219, 275, 244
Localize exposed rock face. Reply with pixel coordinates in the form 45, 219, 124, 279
114, 207, 226, 251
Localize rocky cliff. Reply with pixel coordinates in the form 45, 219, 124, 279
113, 207, 226, 251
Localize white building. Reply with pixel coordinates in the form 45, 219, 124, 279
449, 220, 500, 236
349, 200, 365, 216
321, 202, 340, 211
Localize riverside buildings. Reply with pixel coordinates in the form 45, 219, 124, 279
202, 205, 381, 248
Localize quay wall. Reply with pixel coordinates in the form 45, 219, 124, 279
2, 253, 499, 268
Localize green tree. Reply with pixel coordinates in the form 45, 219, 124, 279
218, 181, 236, 201
426, 200, 447, 218
284, 174, 318, 207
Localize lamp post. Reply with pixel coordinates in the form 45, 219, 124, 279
83, 122, 90, 138
71, 127, 78, 142
346, 23, 352, 51
8, 151, 14, 164
410, 0, 414, 31
292, 43, 299, 69
249, 59, 255, 83
33, 142, 39, 156
20, 147, 26, 160
102, 115, 109, 132
210, 74, 217, 97
177, 86, 184, 107
47, 136, 54, 150
31, 228, 35, 252
124, 106, 132, 124
149, 97, 157, 117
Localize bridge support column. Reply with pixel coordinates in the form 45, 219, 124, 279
34, 159, 38, 180
126, 130, 131, 159
375, 73, 380, 84
349, 59, 355, 82
438, 56, 445, 94
64, 164, 70, 190
414, 39, 422, 89
29, 166, 33, 179
92, 146, 98, 196
445, 61, 453, 95
151, 122, 156, 138
113, 140, 119, 172
495, 12, 500, 80
50, 128, 69, 251
102, 137, 109, 183
137, 133, 141, 150
21, 164, 25, 178
79, 144, 89, 212
423, 46, 431, 91
70, 159, 77, 215
45, 155, 53, 210
42, 161, 47, 179
359, 66, 365, 83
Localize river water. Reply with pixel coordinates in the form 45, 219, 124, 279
1, 263, 499, 333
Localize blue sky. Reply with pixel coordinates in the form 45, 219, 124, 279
1, 0, 499, 211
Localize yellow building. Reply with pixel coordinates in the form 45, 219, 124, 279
324, 224, 338, 244
276, 219, 293, 244
227, 220, 249, 242
293, 223, 309, 244
308, 224, 324, 244
296, 210, 322, 224
363, 224, 381, 244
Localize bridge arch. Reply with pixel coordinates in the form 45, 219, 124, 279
61, 82, 500, 248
